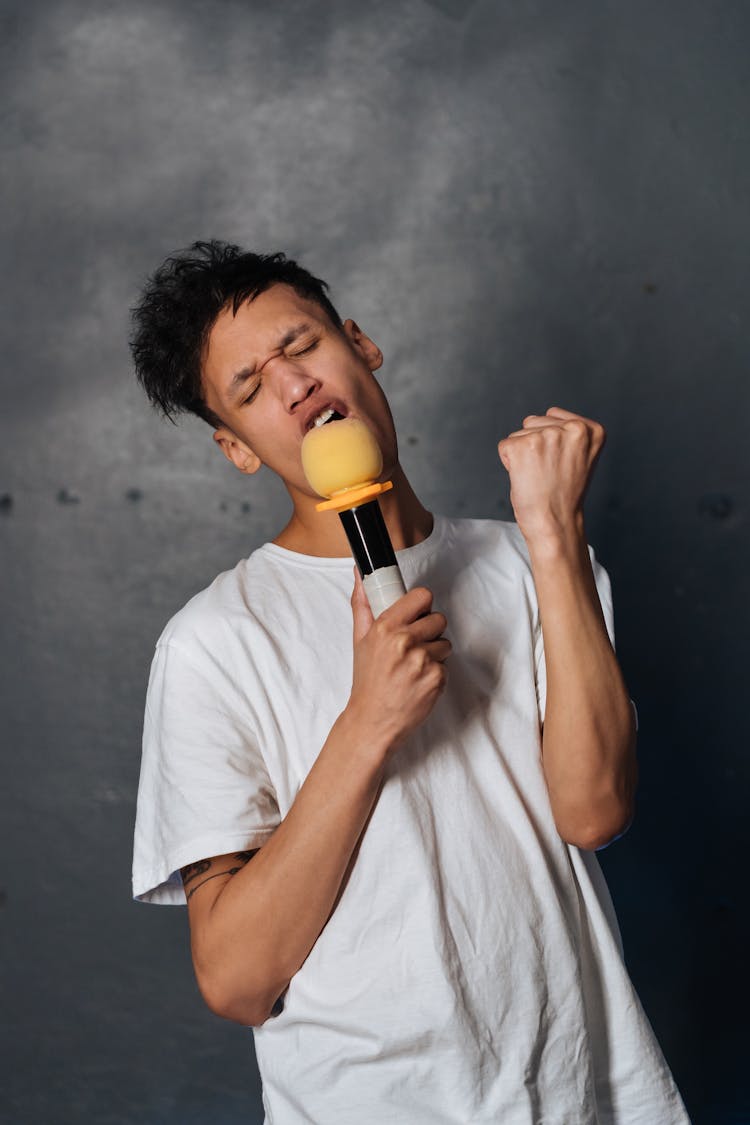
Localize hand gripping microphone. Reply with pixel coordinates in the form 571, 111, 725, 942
301, 415, 407, 616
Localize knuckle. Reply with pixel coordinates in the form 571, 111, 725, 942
373, 618, 391, 644
564, 418, 588, 438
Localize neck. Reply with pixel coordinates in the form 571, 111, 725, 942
273, 464, 433, 557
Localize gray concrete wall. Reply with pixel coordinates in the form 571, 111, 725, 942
1, 1, 747, 1121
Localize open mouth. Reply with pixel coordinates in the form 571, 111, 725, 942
307, 406, 346, 432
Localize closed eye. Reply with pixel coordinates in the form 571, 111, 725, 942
241, 337, 318, 405
242, 381, 261, 406
288, 339, 318, 357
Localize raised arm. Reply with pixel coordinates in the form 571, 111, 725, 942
181, 578, 450, 1027
498, 407, 637, 851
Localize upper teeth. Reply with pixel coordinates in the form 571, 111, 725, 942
313, 407, 336, 427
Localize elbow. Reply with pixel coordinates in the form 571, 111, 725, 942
565, 821, 630, 852
553, 755, 638, 852
560, 807, 634, 852
556, 794, 635, 852
196, 970, 285, 1028
205, 993, 269, 1028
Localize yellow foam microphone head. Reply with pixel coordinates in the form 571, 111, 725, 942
301, 415, 406, 614
301, 417, 393, 512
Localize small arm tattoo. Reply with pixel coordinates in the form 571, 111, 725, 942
233, 851, 258, 865
180, 859, 211, 887
181, 850, 259, 902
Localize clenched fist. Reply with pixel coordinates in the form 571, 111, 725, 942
497, 406, 606, 547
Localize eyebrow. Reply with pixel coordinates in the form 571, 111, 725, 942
228, 322, 315, 400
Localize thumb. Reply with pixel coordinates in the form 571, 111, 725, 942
351, 567, 374, 646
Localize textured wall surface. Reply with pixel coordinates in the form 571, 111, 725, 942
1, 1, 748, 1122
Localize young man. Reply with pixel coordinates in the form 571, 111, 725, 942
131, 241, 688, 1123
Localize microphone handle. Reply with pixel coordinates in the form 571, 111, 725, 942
339, 499, 407, 617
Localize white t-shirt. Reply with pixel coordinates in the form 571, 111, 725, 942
133, 515, 689, 1125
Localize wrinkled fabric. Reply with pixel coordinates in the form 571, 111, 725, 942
133, 516, 689, 1124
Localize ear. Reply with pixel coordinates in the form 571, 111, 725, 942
342, 318, 383, 372
213, 427, 262, 475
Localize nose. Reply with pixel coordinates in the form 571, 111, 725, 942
267, 356, 320, 413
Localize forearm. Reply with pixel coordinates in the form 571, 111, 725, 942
187, 583, 449, 1026
194, 708, 387, 1025
528, 520, 637, 850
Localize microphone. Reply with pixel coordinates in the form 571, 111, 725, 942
301, 415, 407, 616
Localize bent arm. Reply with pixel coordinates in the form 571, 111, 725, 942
498, 407, 637, 851
183, 707, 386, 1027
182, 581, 449, 1028
529, 523, 637, 851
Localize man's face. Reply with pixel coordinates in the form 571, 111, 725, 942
202, 284, 397, 499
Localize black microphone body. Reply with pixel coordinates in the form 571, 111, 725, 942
338, 500, 407, 616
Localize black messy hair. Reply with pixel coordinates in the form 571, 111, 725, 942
130, 240, 342, 427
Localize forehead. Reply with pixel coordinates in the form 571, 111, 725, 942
204, 284, 328, 375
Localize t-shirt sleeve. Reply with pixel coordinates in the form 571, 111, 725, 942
132, 640, 281, 905
534, 547, 616, 725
